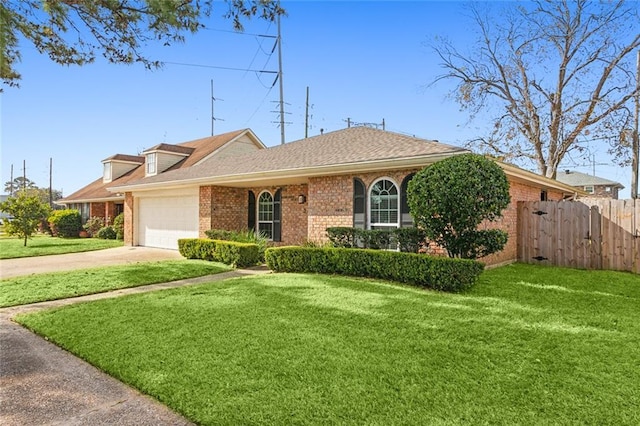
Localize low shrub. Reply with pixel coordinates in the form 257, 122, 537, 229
326, 227, 426, 252
204, 228, 267, 261
96, 226, 117, 240
265, 247, 484, 292
395, 227, 428, 253
178, 238, 261, 268
326, 227, 359, 248
83, 216, 105, 237
48, 209, 82, 237
113, 213, 124, 240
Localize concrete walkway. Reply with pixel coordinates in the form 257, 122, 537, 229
0, 249, 271, 425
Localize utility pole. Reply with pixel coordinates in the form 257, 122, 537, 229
210, 80, 224, 137
632, 49, 639, 199
277, 11, 285, 144
305, 86, 309, 138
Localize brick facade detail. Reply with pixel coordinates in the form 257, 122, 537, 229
584, 185, 619, 200
90, 203, 106, 221
199, 184, 309, 246
88, 201, 121, 225
307, 169, 420, 243
123, 192, 134, 246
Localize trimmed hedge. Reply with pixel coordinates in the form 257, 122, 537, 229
265, 246, 484, 292
326, 226, 427, 252
204, 229, 268, 262
178, 238, 261, 268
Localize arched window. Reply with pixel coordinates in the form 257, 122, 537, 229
258, 191, 274, 240
254, 189, 281, 241
369, 178, 399, 230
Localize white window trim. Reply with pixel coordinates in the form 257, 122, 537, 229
367, 177, 400, 230
103, 162, 112, 182
257, 190, 274, 241
146, 153, 157, 176
584, 185, 594, 194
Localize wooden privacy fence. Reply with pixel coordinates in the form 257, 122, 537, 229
517, 199, 639, 273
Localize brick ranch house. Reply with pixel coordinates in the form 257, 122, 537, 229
61, 127, 579, 266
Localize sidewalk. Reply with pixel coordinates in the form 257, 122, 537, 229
0, 267, 270, 425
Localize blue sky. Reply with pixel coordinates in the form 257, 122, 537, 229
1, 1, 634, 198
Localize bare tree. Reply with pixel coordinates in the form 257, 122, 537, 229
431, 0, 640, 178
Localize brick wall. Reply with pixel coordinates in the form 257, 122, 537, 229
588, 185, 619, 199
199, 185, 309, 245
308, 169, 419, 242
277, 184, 308, 245
123, 192, 134, 246
90, 202, 105, 220
105, 202, 116, 224
88, 201, 117, 224
199, 186, 214, 236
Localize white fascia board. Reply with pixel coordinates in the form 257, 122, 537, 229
58, 196, 125, 204
498, 162, 584, 195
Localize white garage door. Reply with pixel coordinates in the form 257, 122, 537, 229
137, 194, 199, 250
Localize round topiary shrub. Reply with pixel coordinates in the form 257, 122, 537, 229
407, 153, 510, 259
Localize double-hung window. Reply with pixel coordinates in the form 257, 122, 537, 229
146, 153, 157, 175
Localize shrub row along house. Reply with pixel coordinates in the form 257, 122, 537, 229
59, 127, 579, 266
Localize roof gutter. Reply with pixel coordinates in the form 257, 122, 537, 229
497, 162, 585, 196
57, 196, 125, 204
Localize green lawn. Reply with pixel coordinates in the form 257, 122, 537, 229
17, 264, 640, 425
0, 234, 123, 259
1, 260, 231, 307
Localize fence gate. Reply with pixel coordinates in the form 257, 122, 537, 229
517, 200, 639, 274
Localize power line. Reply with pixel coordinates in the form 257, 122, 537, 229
163, 61, 277, 73
242, 21, 274, 79
201, 26, 276, 39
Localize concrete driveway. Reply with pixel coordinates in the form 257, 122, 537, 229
0, 246, 183, 279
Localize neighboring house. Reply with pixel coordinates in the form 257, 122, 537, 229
100, 126, 579, 266
555, 169, 624, 199
58, 129, 266, 226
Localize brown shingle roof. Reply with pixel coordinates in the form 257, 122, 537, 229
119, 127, 467, 188
102, 154, 145, 163
142, 143, 195, 155
60, 129, 255, 203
